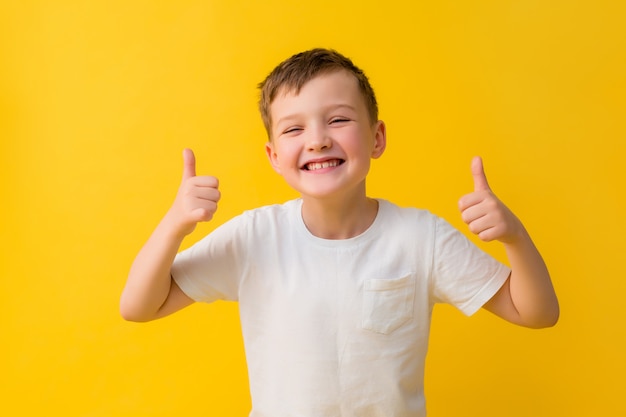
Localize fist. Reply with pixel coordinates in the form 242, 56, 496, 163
458, 157, 523, 243
168, 148, 220, 236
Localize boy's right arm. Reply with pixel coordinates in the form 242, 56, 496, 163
120, 149, 220, 322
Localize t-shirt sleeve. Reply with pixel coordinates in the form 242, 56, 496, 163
431, 216, 511, 316
171, 215, 245, 303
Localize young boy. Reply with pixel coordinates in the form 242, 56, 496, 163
121, 48, 559, 416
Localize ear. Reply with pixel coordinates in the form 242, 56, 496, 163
370, 120, 387, 159
265, 141, 282, 174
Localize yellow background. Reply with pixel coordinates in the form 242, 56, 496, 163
2, 1, 624, 415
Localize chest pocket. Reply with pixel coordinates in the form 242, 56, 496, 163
361, 274, 415, 335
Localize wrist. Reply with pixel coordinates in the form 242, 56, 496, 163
501, 225, 533, 250
160, 209, 194, 242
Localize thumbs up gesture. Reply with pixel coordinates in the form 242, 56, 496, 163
167, 149, 221, 237
458, 157, 523, 244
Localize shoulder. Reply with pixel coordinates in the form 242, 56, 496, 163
377, 199, 439, 226
372, 199, 448, 247
239, 199, 300, 224
191, 200, 300, 250
226, 199, 300, 237
242, 199, 300, 216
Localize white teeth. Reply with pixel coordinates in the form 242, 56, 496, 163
306, 160, 340, 170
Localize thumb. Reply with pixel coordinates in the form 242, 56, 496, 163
182, 148, 196, 180
471, 156, 490, 191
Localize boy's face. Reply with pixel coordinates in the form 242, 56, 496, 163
265, 70, 386, 200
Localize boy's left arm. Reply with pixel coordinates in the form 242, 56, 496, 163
458, 157, 559, 329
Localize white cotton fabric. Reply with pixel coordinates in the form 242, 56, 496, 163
172, 199, 510, 417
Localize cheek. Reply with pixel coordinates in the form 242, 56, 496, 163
345, 131, 374, 155
274, 144, 300, 167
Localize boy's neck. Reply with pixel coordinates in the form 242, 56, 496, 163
300, 191, 378, 240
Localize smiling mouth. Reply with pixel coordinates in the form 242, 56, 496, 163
302, 159, 345, 171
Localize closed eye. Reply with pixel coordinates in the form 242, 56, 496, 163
330, 118, 350, 124
283, 127, 303, 134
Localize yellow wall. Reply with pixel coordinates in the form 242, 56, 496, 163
2, 1, 624, 415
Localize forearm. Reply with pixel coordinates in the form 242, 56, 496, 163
503, 227, 559, 328
120, 149, 219, 322
120, 213, 185, 322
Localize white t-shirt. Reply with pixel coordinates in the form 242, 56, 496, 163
172, 199, 510, 417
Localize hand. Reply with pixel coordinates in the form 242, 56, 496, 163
166, 148, 220, 237
458, 157, 523, 244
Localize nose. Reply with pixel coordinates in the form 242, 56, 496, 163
306, 125, 332, 151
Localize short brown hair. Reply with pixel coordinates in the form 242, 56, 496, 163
258, 48, 379, 139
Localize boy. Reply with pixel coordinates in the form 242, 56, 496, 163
121, 48, 559, 416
